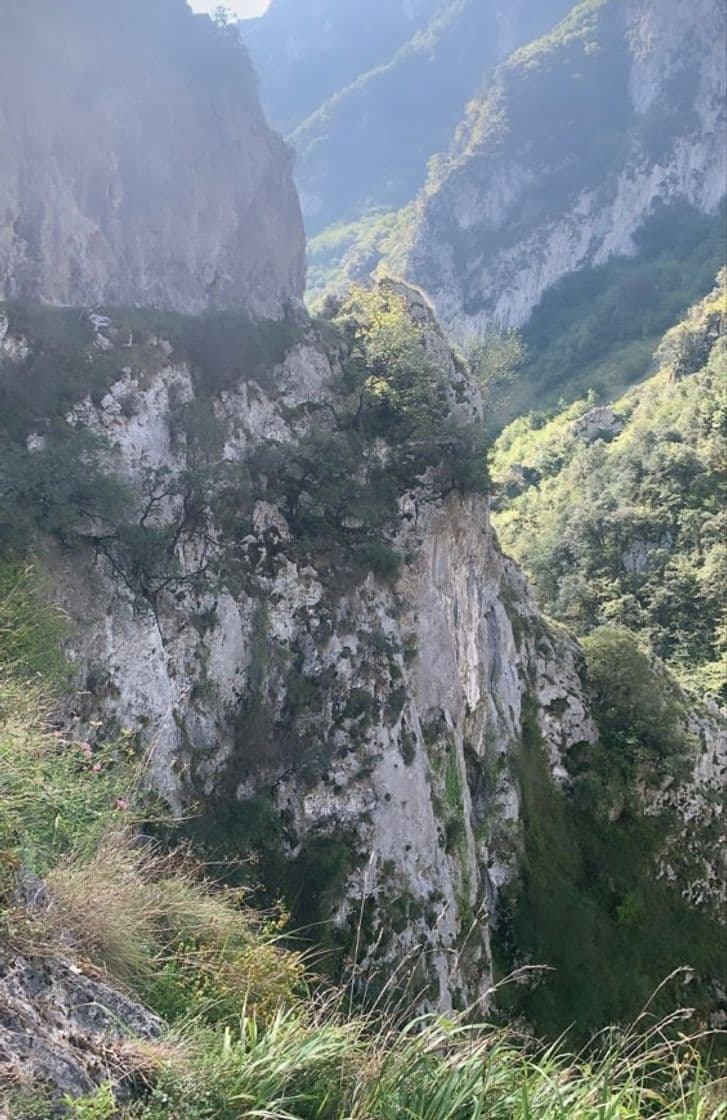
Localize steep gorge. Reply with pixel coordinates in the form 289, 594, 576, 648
0, 0, 725, 1103
3, 289, 597, 1009
2, 282, 724, 1035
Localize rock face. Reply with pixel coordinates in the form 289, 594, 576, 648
0, 0, 305, 316
5, 290, 710, 1012
44, 300, 593, 1007
0, 951, 161, 1107
359, 0, 726, 338
1, 0, 723, 1022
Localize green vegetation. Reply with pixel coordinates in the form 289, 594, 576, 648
0, 426, 131, 556
247, 283, 488, 576
289, 0, 539, 235
1, 289, 485, 602
59, 1011, 725, 1120
465, 327, 528, 410
0, 560, 68, 684
493, 276, 726, 696
0, 566, 308, 1085
497, 645, 725, 1042
296, 0, 594, 303
364, 0, 637, 303
0, 567, 127, 887
245, 0, 445, 134
0, 343, 724, 1116
306, 212, 394, 307
0, 302, 302, 609
350, 0, 720, 391
494, 202, 726, 425
338, 283, 448, 437
0, 303, 301, 440
482, 0, 630, 176
1, 574, 724, 1116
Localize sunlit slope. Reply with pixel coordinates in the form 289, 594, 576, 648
492, 274, 727, 698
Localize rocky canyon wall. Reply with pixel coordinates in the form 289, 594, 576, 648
0, 0, 305, 315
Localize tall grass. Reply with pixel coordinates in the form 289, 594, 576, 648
112, 1002, 726, 1120
0, 560, 68, 683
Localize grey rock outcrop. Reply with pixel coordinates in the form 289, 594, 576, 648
13, 292, 589, 1008
0, 951, 160, 1110
0, 0, 305, 316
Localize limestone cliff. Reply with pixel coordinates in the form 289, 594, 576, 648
0, 0, 723, 1032
31, 292, 583, 1007
353, 0, 726, 338
0, 0, 305, 315
277, 0, 574, 236
2, 291, 720, 1014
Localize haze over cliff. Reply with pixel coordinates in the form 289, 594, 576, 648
243, 0, 580, 277
247, 0, 725, 365
373, 0, 727, 338
0, 0, 305, 315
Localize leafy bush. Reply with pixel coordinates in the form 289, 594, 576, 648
358, 539, 402, 576
0, 302, 302, 578
0, 304, 97, 440
0, 303, 301, 438
582, 626, 687, 759
336, 283, 448, 439
176, 311, 302, 396
0, 429, 131, 556
246, 283, 488, 577
465, 327, 527, 407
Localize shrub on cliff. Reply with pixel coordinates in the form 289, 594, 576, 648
335, 283, 449, 440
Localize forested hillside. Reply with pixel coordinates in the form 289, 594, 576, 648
243, 0, 443, 133
492, 275, 727, 698
492, 202, 725, 424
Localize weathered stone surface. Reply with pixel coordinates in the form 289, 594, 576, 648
0, 951, 160, 1109
0, 0, 305, 316
9, 291, 721, 1014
